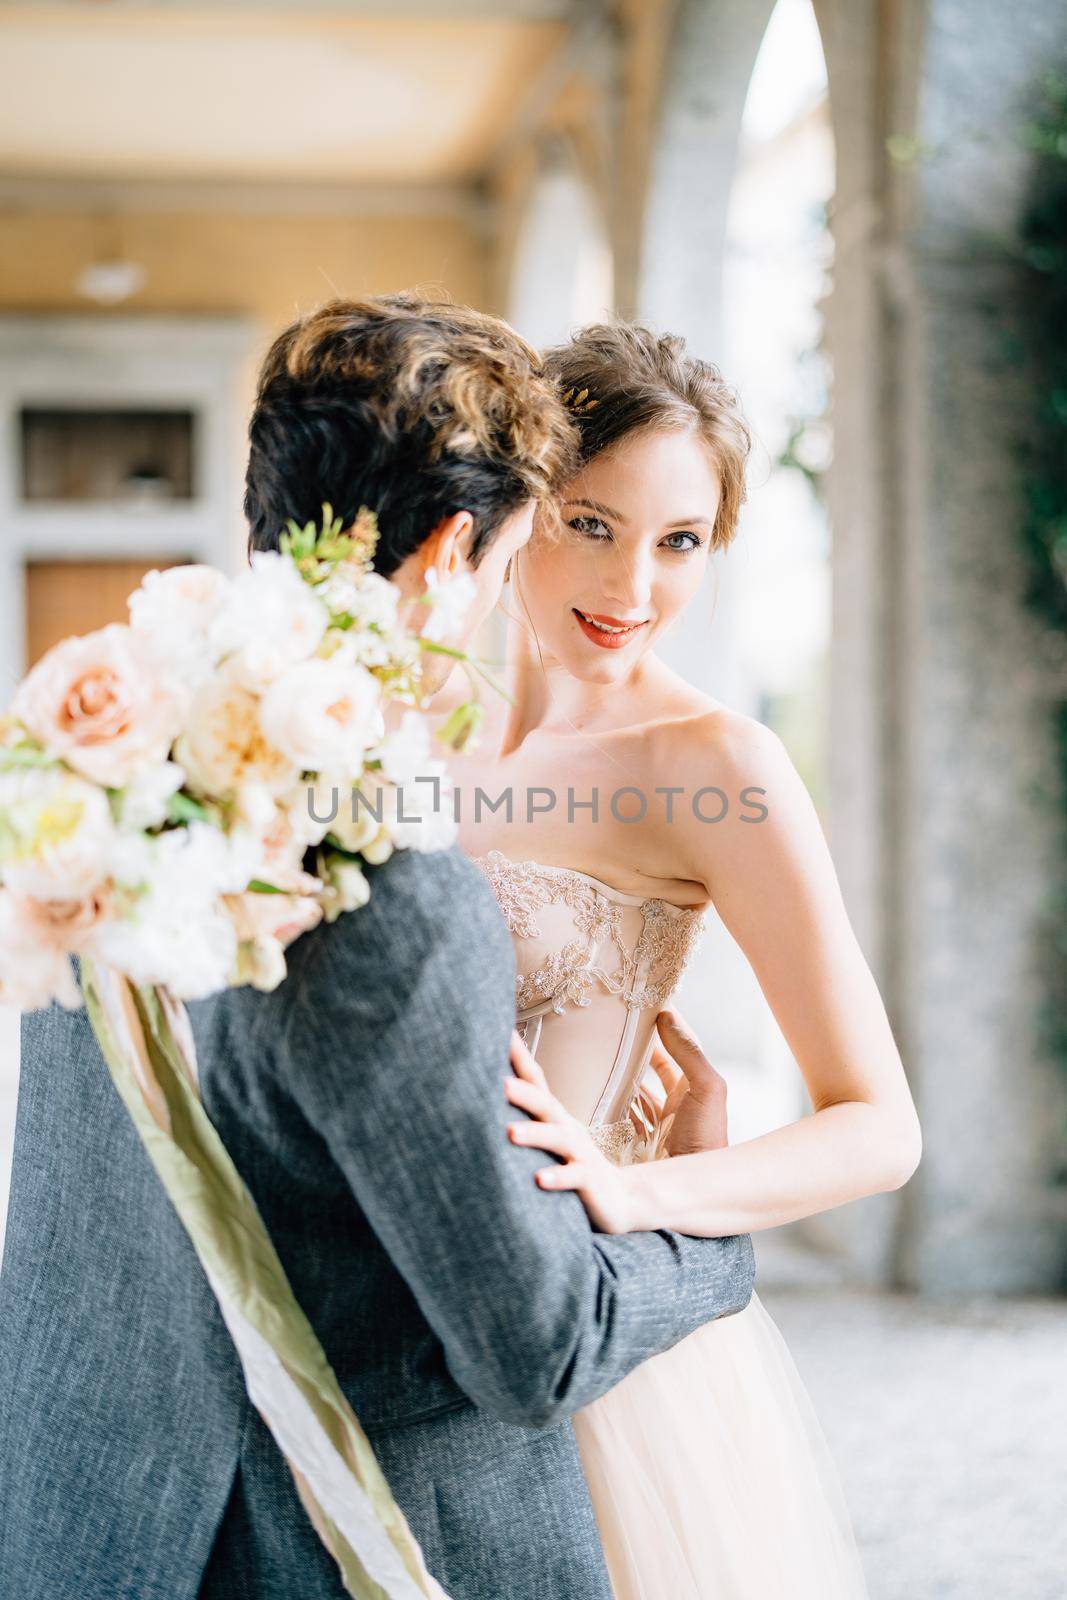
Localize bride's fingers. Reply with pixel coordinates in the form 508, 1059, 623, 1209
535, 1162, 586, 1191
504, 1075, 558, 1120
507, 1119, 580, 1158
508, 1029, 549, 1089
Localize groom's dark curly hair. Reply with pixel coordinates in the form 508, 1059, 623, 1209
244, 294, 576, 576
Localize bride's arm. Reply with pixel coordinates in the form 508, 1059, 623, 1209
508, 713, 922, 1238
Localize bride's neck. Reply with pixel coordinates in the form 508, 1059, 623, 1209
499, 606, 644, 753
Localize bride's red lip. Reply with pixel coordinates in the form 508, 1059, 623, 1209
580, 612, 647, 627
572, 609, 649, 649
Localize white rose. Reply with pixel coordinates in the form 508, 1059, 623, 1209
211, 551, 327, 688
318, 778, 387, 853
233, 780, 280, 838
369, 710, 434, 785
320, 856, 371, 923
323, 622, 408, 672
114, 760, 185, 830
90, 824, 255, 997
318, 567, 400, 633
0, 768, 115, 899
128, 565, 230, 687
364, 771, 457, 854
291, 776, 345, 848
93, 899, 237, 1000
175, 677, 298, 799
236, 791, 324, 891
420, 566, 477, 644
259, 658, 384, 776
329, 858, 370, 910
361, 830, 394, 866
226, 888, 323, 992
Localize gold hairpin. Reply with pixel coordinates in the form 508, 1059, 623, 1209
561, 385, 600, 415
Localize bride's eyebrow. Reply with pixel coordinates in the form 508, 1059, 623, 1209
563, 497, 625, 522
665, 515, 713, 528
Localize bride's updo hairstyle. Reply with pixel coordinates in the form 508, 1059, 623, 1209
541, 323, 752, 553
245, 294, 576, 576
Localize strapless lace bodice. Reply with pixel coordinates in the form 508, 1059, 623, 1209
471, 850, 706, 1162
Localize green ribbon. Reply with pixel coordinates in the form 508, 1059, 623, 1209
81, 958, 440, 1600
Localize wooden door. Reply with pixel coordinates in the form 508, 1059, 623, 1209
24, 558, 190, 668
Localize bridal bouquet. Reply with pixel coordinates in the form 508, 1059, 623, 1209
0, 508, 474, 1600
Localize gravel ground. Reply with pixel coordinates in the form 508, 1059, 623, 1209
757, 1237, 1067, 1600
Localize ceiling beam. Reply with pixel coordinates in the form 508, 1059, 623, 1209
0, 1, 575, 18
483, 0, 614, 175
0, 172, 489, 223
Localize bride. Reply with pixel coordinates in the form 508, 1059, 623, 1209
441, 321, 922, 1598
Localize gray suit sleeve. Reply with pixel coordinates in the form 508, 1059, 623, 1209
281, 848, 754, 1429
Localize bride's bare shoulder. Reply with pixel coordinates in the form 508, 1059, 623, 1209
651, 694, 785, 774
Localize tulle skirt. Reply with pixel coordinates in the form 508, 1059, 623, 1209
572, 1291, 868, 1599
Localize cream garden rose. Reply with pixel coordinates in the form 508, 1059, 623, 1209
175, 676, 298, 799
211, 551, 327, 688
259, 657, 384, 776
0, 768, 115, 900
128, 564, 230, 686
11, 624, 182, 788
0, 504, 479, 1012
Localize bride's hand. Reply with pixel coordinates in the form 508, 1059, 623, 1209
634, 1010, 729, 1158
504, 1031, 640, 1235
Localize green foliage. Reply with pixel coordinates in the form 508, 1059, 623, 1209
280, 502, 381, 579
1021, 76, 1067, 633
165, 791, 211, 825
1019, 69, 1067, 1085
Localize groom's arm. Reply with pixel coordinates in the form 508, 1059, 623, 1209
279, 848, 754, 1429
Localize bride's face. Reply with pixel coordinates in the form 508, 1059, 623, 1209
514, 427, 720, 684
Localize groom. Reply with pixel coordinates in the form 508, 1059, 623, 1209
0, 296, 754, 1600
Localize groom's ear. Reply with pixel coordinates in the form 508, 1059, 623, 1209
389, 510, 476, 601
421, 511, 476, 578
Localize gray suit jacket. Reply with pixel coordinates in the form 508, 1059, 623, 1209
0, 844, 754, 1600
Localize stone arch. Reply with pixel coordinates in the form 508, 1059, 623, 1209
637, 0, 779, 355
505, 139, 614, 349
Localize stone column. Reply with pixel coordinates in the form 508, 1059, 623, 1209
636, 0, 1067, 1291
889, 0, 1067, 1292
823, 0, 1067, 1291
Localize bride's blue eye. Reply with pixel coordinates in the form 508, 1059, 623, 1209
662, 531, 702, 553
568, 515, 612, 541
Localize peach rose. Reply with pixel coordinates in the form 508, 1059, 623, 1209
12, 624, 182, 788
175, 677, 298, 799
0, 889, 82, 1009
21, 886, 115, 947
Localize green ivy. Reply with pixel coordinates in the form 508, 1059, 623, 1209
1020, 70, 1067, 1091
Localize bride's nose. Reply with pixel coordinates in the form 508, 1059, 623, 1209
598, 545, 653, 612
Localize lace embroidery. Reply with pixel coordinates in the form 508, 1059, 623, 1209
589, 1118, 638, 1165
473, 850, 705, 1020
588, 1116, 674, 1167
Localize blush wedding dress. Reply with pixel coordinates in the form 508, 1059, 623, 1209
472, 849, 868, 1600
